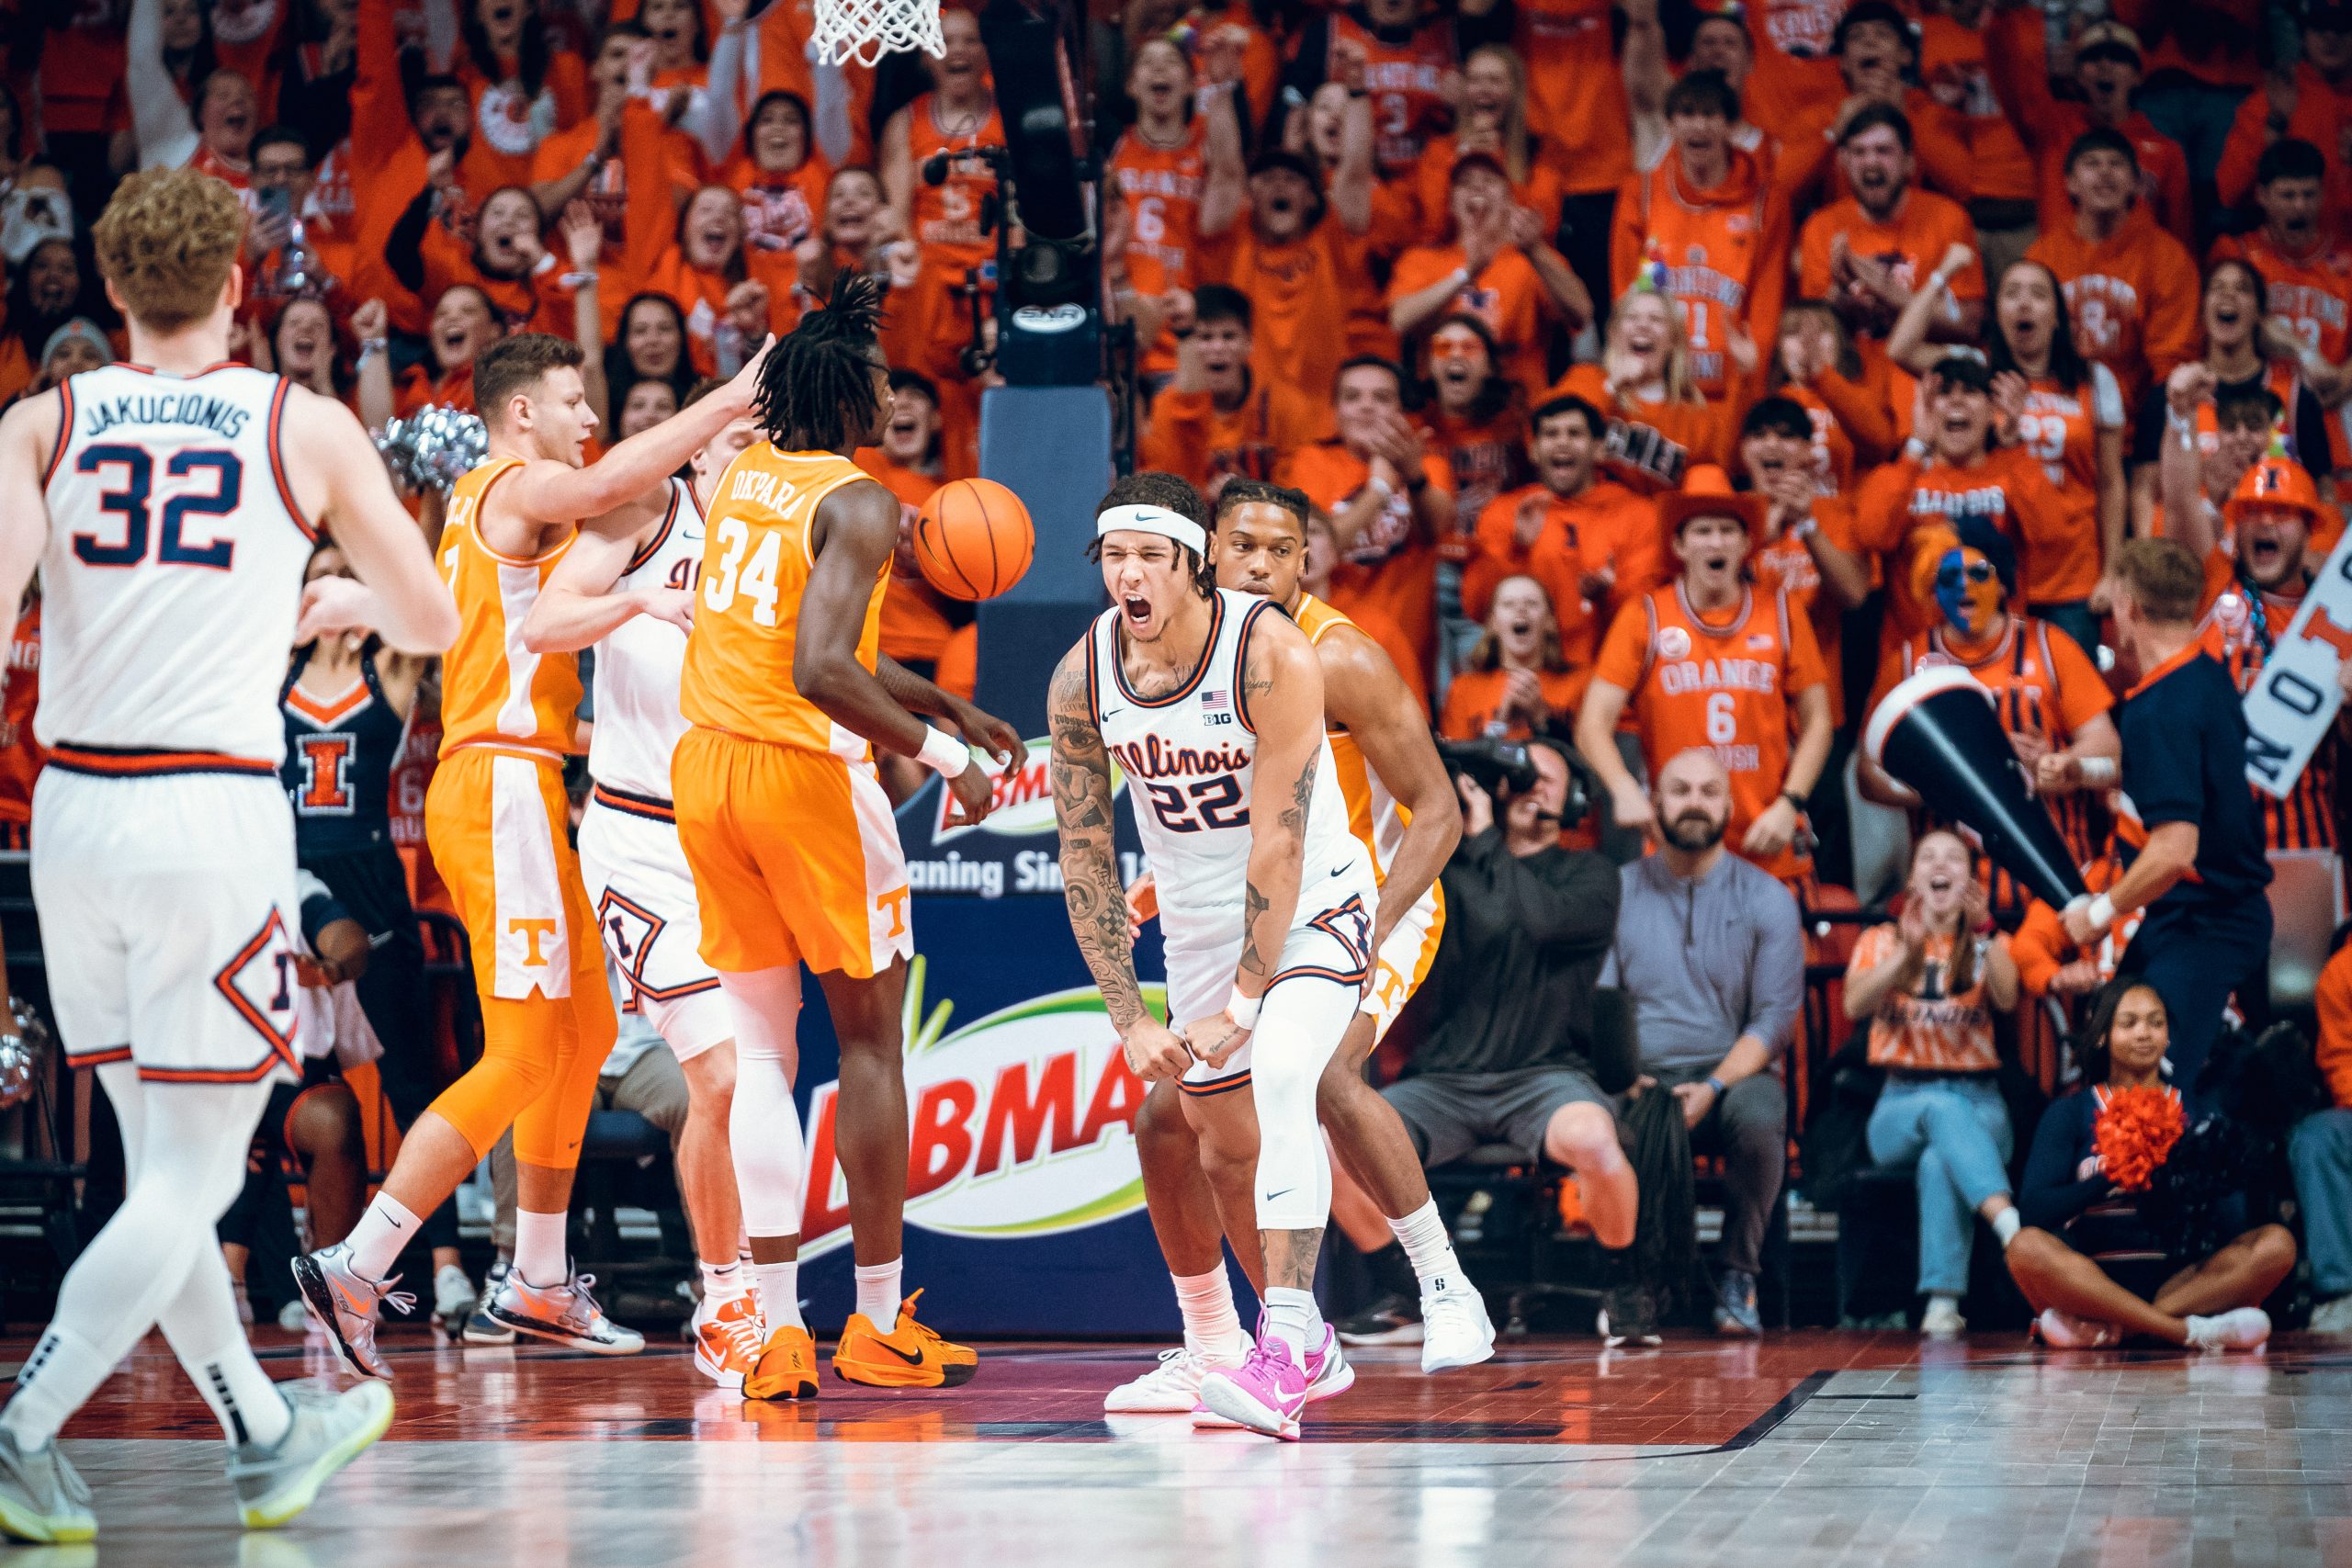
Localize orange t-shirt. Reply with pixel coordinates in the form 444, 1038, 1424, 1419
1439, 664, 1592, 741
1592, 581, 1827, 880
1914, 13, 2038, 207
1386, 243, 1552, 404
1328, 12, 1457, 181
1109, 120, 1210, 378
906, 93, 1005, 270
1609, 146, 1789, 401
1198, 217, 1376, 411
0, 601, 42, 828
1514, 0, 1632, 197
1412, 137, 1568, 243
1544, 364, 1731, 488
1189, 0, 1283, 130
1463, 479, 1661, 664
1278, 441, 1453, 681
1869, 615, 2113, 872
1795, 189, 1985, 353
1741, 0, 1845, 155
2026, 209, 2201, 416
1854, 447, 2101, 623
1424, 407, 1527, 561
1139, 378, 1330, 495
1848, 924, 1999, 1073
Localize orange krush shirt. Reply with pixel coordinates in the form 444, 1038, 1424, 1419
1609, 146, 1790, 401
1593, 581, 1827, 881
682, 446, 882, 758
2027, 209, 2200, 416
1440, 664, 1592, 741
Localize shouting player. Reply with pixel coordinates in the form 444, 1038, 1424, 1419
1108, 479, 1490, 1422
517, 382, 775, 1391
674, 273, 1021, 1391
1052, 474, 1380, 1440
299, 332, 775, 1377
0, 168, 457, 1540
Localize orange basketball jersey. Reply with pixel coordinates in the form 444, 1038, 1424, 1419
1296, 592, 1411, 883
436, 457, 583, 759
681, 446, 883, 758
1109, 120, 1209, 376
1594, 581, 1826, 880
907, 95, 1005, 265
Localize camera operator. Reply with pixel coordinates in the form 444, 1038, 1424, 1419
1378, 735, 1633, 1292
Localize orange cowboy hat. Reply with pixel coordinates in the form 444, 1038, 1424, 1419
1657, 464, 1769, 536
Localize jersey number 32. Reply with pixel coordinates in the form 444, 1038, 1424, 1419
72, 446, 243, 570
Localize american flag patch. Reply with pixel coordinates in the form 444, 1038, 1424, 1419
1202, 690, 1229, 713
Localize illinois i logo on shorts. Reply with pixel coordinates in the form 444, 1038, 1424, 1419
210, 908, 300, 1074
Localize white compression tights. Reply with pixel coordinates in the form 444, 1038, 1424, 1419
1250, 977, 1356, 1233
1, 1063, 288, 1450
718, 966, 807, 1240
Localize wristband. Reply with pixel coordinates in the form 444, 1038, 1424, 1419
1792, 514, 1819, 540
1704, 1075, 1726, 1099
1366, 478, 1395, 505
2083, 892, 2117, 934
2076, 755, 2118, 786
1226, 984, 1261, 1029
1902, 436, 1929, 463
559, 269, 596, 288
916, 726, 975, 778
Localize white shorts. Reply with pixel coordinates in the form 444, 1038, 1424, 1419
32, 765, 301, 1086
579, 787, 730, 1061
1167, 868, 1379, 1099
1361, 883, 1445, 1041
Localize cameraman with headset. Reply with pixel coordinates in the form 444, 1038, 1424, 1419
1375, 733, 1635, 1301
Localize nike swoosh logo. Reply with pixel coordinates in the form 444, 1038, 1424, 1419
368, 930, 396, 948
869, 1337, 932, 1367
1263, 1187, 1294, 1201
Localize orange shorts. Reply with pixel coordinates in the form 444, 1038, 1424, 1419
673, 727, 913, 978
424, 747, 604, 1002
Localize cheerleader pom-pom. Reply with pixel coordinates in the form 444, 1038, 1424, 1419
2091, 1084, 2185, 1194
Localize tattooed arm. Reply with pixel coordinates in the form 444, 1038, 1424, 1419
1195, 613, 1326, 1066
1049, 641, 1192, 1082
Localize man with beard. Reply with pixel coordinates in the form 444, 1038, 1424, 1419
1795, 105, 1984, 363
1600, 748, 1804, 1337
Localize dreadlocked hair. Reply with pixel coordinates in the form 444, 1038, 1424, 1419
753, 271, 888, 451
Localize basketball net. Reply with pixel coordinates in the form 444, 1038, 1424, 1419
810, 0, 944, 66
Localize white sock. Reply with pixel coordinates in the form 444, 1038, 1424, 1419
0, 1325, 107, 1448
1264, 1286, 1316, 1359
1991, 1208, 2022, 1247
699, 1260, 747, 1305
1172, 1268, 1243, 1359
513, 1208, 568, 1289
754, 1259, 804, 1330
854, 1258, 902, 1325
1389, 1199, 1464, 1292
343, 1192, 422, 1281
187, 1331, 292, 1450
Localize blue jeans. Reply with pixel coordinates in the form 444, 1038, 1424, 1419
1868, 1076, 2014, 1297
2290, 1109, 2352, 1299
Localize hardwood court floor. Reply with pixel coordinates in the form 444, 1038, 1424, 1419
7, 1326, 2351, 1567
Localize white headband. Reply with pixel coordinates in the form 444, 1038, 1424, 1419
1096, 502, 1207, 557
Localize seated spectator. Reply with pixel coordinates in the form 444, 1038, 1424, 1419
1549, 282, 1728, 488
1603, 748, 1804, 1337
2007, 981, 2290, 1351
1278, 355, 1455, 680
1375, 740, 1635, 1328
1440, 574, 1589, 742
1609, 70, 1789, 409
1859, 516, 2119, 886
1984, 18, 2191, 251
1417, 314, 1527, 570
2024, 128, 2199, 417
1843, 831, 2025, 1337
1138, 284, 1326, 495
1463, 393, 1658, 662
1795, 105, 1984, 367
1579, 466, 1833, 891
1767, 299, 1896, 487
1853, 355, 2082, 649
1388, 151, 1589, 406
2292, 933, 2352, 1336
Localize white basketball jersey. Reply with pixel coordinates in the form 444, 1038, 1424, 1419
39, 364, 316, 762
587, 477, 704, 800
1088, 588, 1363, 958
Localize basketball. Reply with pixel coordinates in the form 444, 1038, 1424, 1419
913, 479, 1035, 602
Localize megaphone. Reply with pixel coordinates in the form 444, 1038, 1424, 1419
1864, 664, 2087, 911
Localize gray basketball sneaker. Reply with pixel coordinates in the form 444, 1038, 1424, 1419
482, 1268, 646, 1354
228, 1381, 395, 1529
0, 1428, 96, 1543
289, 1243, 415, 1380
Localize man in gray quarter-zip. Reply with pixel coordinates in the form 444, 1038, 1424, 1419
1601, 748, 1805, 1337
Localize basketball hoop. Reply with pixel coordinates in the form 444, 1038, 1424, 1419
810, 0, 944, 67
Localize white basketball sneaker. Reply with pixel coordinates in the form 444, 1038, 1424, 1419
1105, 1347, 1225, 1414
483, 1268, 646, 1355
289, 1243, 416, 1381
1419, 1276, 1497, 1373
2184, 1307, 2271, 1352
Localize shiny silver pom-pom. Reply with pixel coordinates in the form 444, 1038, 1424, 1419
377, 405, 488, 498
0, 999, 47, 1111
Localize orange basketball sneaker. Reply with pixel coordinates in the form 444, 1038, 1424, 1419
747, 1323, 820, 1402
693, 1294, 764, 1392
831, 1290, 978, 1389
